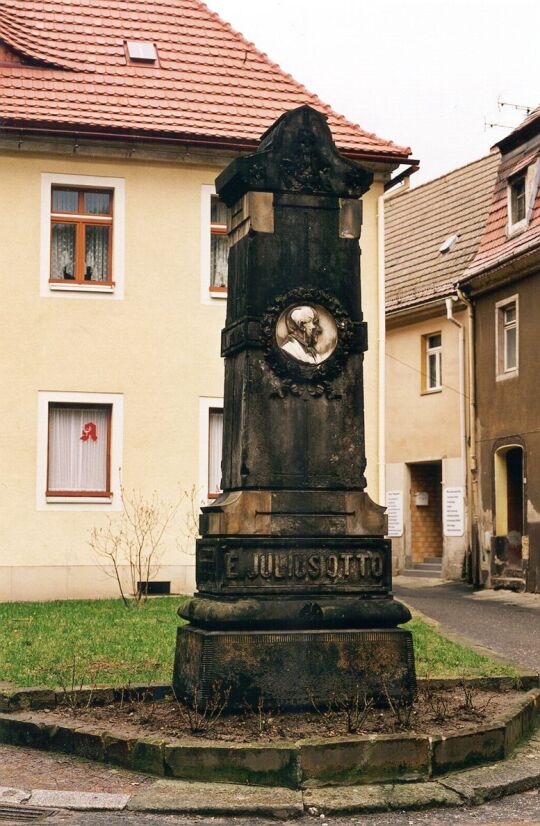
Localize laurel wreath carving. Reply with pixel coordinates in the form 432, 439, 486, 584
260, 287, 354, 399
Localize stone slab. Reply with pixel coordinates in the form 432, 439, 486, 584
128, 779, 303, 818
431, 723, 506, 774
440, 750, 540, 804
0, 786, 31, 805
163, 741, 298, 788
28, 789, 129, 810
298, 732, 430, 786
303, 781, 463, 814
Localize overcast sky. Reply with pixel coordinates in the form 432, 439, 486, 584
209, 0, 538, 185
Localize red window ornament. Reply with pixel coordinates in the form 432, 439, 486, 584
80, 422, 98, 442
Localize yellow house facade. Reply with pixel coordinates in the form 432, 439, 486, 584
384, 154, 499, 580
0, 0, 414, 601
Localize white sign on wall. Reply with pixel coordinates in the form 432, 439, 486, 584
443, 487, 465, 537
386, 490, 403, 537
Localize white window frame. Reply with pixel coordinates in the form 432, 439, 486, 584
506, 159, 540, 236
200, 184, 228, 305
40, 173, 125, 299
495, 295, 519, 380
37, 391, 123, 510
199, 396, 224, 501
425, 332, 442, 393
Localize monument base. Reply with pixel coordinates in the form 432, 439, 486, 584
173, 626, 416, 710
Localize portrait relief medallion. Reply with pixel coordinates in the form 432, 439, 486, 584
275, 303, 338, 365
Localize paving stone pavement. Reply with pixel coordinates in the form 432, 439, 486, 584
393, 578, 540, 672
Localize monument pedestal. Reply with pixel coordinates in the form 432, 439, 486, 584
174, 626, 415, 710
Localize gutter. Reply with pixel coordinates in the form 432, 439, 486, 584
384, 164, 420, 192
0, 122, 418, 167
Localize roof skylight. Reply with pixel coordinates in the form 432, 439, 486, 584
439, 233, 459, 253
126, 41, 157, 63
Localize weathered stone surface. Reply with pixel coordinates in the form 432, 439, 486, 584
71, 727, 106, 761
55, 688, 115, 708
174, 105, 416, 710
0, 688, 55, 712
0, 786, 31, 805
128, 779, 303, 817
303, 781, 462, 814
103, 732, 136, 767
163, 741, 298, 788
441, 744, 540, 803
431, 723, 506, 774
299, 733, 430, 786
175, 625, 415, 710
29, 789, 129, 810
131, 738, 165, 775
0, 714, 49, 749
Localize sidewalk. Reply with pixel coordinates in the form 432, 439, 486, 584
393, 577, 540, 673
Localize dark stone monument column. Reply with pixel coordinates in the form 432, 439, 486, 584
174, 105, 416, 708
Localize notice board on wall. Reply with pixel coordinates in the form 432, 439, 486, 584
386, 490, 403, 537
443, 487, 464, 537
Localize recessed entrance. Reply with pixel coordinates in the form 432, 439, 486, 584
495, 445, 524, 566
409, 461, 443, 564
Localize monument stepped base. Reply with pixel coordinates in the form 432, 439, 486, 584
173, 626, 416, 710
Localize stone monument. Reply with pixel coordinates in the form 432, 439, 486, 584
174, 105, 416, 709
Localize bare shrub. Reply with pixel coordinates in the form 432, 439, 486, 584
171, 682, 231, 735
89, 486, 179, 606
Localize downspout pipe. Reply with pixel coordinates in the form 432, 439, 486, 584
377, 192, 386, 507
456, 287, 478, 583
445, 296, 468, 575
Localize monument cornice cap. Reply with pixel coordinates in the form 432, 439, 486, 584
216, 105, 373, 207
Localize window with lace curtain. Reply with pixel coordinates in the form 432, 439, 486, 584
209, 195, 228, 293
50, 187, 114, 285
47, 403, 112, 496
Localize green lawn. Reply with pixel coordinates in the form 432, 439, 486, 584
0, 597, 518, 689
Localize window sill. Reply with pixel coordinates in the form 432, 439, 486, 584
496, 369, 519, 382
507, 220, 528, 238
46, 495, 113, 504
209, 287, 227, 299
49, 282, 115, 293
421, 387, 442, 395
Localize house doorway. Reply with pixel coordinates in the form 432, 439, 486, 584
409, 461, 443, 565
495, 445, 524, 566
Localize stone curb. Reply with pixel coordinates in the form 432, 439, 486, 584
1, 735, 540, 818
0, 687, 539, 788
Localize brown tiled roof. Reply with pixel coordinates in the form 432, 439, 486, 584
463, 112, 540, 281
0, 0, 412, 161
385, 153, 499, 311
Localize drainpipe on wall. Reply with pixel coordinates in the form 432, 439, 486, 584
445, 295, 470, 579
455, 287, 478, 583
377, 192, 386, 507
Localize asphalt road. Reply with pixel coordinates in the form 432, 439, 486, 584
31, 789, 540, 825
393, 579, 540, 672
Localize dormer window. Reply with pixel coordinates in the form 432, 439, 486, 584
126, 41, 157, 64
510, 175, 526, 225
506, 153, 540, 234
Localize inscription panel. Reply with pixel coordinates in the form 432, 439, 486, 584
196, 537, 390, 595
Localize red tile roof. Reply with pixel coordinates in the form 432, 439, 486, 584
0, 0, 412, 162
463, 109, 540, 282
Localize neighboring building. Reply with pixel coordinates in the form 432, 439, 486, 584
458, 107, 540, 593
384, 153, 499, 579
0, 0, 414, 600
